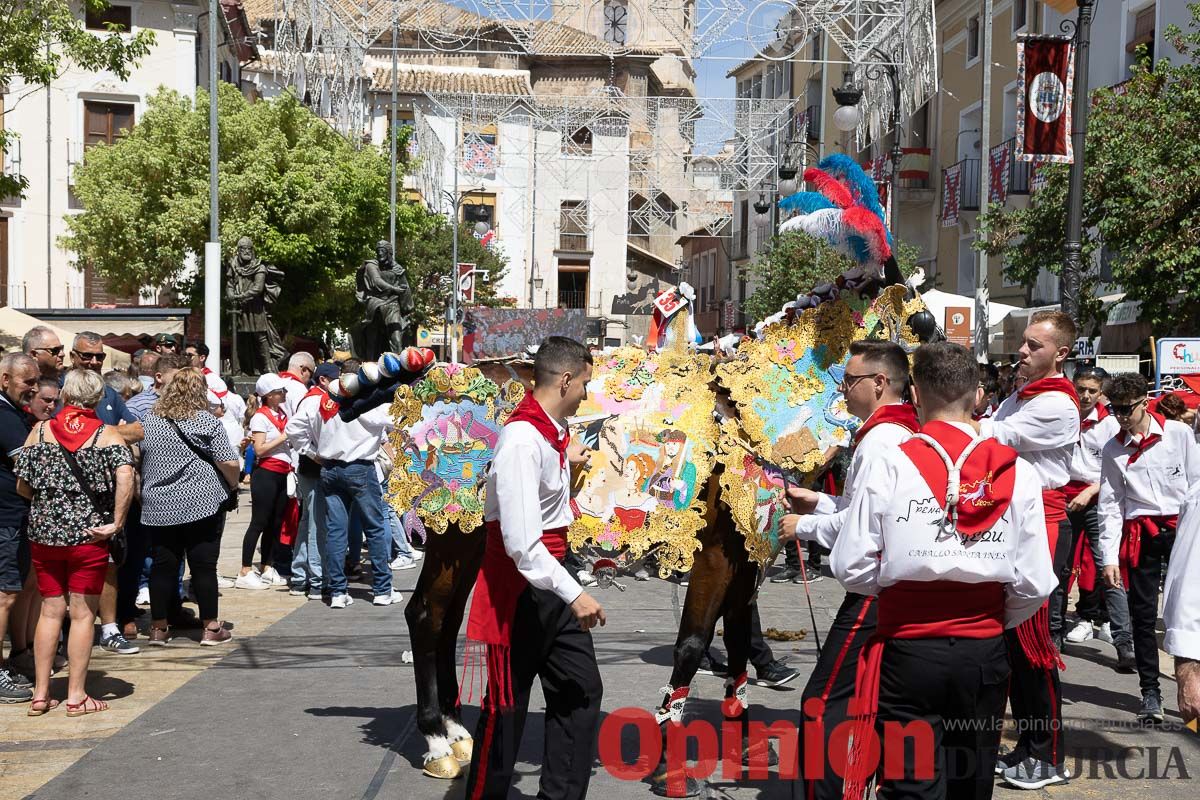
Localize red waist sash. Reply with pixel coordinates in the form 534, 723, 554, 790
463, 520, 568, 711
1118, 515, 1177, 586
1062, 480, 1094, 505
842, 581, 1005, 800
1042, 487, 1067, 529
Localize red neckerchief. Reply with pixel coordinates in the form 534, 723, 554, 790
1080, 403, 1109, 432
303, 386, 339, 422
505, 392, 569, 467
1118, 410, 1164, 465
899, 421, 1018, 534
202, 367, 212, 375
853, 402, 919, 447
255, 405, 287, 434
1017, 375, 1080, 409
279, 371, 306, 386
50, 405, 103, 453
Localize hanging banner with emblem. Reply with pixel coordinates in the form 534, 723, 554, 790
1017, 36, 1075, 164
942, 162, 962, 227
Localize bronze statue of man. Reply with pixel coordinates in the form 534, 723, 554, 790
225, 237, 286, 374
354, 240, 414, 359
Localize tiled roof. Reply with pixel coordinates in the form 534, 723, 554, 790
368, 63, 533, 96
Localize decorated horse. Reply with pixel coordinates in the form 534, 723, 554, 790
335, 154, 937, 788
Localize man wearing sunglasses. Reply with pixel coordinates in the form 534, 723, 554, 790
1098, 373, 1200, 724
21, 326, 64, 381
68, 332, 137, 429
979, 310, 1079, 790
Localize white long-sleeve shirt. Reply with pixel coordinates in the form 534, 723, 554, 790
1163, 484, 1200, 660
1097, 416, 1200, 565
981, 380, 1079, 490
795, 407, 913, 550
830, 422, 1055, 628
1068, 408, 1120, 485
285, 391, 325, 458
279, 372, 309, 418
285, 399, 391, 463
484, 416, 582, 606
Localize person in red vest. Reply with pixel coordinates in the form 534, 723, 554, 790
978, 310, 1078, 789
779, 339, 918, 800
831, 341, 1055, 800
1098, 373, 1200, 723
1061, 368, 1134, 668
463, 336, 604, 800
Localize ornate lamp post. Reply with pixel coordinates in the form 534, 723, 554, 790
1060, 0, 1096, 321
830, 64, 903, 240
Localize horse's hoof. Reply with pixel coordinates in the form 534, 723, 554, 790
422, 754, 462, 779
450, 737, 473, 763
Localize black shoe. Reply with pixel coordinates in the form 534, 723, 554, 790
793, 571, 823, 585
770, 567, 801, 584
740, 735, 780, 768
696, 651, 728, 677
1116, 644, 1137, 673
754, 659, 801, 688
1138, 689, 1165, 724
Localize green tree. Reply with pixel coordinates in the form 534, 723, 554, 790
741, 232, 920, 324
1, 0, 154, 198
62, 84, 505, 339
401, 213, 510, 330
980, 7, 1200, 335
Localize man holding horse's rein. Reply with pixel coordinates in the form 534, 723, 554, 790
462, 336, 605, 800
778, 339, 918, 800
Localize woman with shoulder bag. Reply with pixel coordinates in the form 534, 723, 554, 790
139, 368, 240, 646
15, 369, 134, 716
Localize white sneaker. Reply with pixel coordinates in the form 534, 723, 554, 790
577, 569, 598, 588
1096, 622, 1114, 643
373, 589, 404, 606
135, 587, 150, 606
307, 589, 324, 601
235, 572, 270, 590
260, 567, 288, 587
1065, 619, 1094, 643
216, 575, 235, 589
412, 550, 424, 561
330, 594, 353, 609
390, 555, 417, 571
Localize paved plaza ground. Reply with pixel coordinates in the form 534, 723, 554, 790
3, 498, 1199, 800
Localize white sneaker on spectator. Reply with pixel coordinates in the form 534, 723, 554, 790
373, 589, 404, 606
390, 555, 417, 571
235, 572, 270, 590
330, 594, 353, 609
411, 550, 424, 562
1096, 622, 1114, 643
1065, 619, 1094, 643
135, 587, 150, 606
288, 585, 306, 596
260, 567, 288, 587
216, 575, 236, 589
307, 589, 324, 601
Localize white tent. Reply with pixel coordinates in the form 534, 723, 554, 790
917, 289, 1019, 352
0, 306, 131, 369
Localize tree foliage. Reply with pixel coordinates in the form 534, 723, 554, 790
740, 232, 920, 324
1, 0, 154, 198
62, 84, 505, 340
980, 6, 1200, 335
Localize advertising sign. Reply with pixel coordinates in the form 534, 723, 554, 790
1156, 338, 1200, 389
945, 306, 972, 348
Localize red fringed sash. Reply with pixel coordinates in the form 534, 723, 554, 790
1118, 515, 1177, 587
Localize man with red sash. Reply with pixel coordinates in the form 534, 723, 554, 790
780, 340, 918, 800
831, 342, 1055, 800
464, 336, 605, 800
279, 351, 315, 417
1098, 373, 1200, 723
978, 310, 1078, 789
1060, 368, 1133, 666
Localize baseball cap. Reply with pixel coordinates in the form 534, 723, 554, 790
314, 362, 341, 383
255, 373, 288, 397
154, 333, 177, 345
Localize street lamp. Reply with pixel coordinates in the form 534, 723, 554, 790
1061, 0, 1097, 321
441, 186, 486, 363
753, 193, 772, 218
831, 71, 863, 132
830, 59, 903, 240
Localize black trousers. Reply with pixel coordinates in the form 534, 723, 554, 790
707, 602, 775, 672
1007, 516, 1070, 767
801, 592, 877, 800
148, 513, 224, 622
1128, 528, 1174, 694
1065, 504, 1106, 622
116, 504, 149, 625
875, 636, 1009, 800
465, 585, 603, 800
242, 468, 288, 568
1045, 516, 1074, 637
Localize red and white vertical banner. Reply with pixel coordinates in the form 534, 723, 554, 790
988, 141, 1011, 205
942, 162, 962, 227
457, 262, 476, 304
1016, 36, 1075, 163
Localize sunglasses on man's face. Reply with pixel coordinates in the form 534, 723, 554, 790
1111, 398, 1146, 417
33, 346, 64, 357
72, 350, 106, 363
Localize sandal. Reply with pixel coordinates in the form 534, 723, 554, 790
27, 698, 60, 717
65, 695, 109, 717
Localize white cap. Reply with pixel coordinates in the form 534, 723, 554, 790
255, 373, 288, 397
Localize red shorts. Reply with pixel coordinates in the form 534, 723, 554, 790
30, 541, 109, 596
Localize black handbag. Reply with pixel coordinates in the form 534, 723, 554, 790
167, 418, 239, 512
57, 430, 126, 565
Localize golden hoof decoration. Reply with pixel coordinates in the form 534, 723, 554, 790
450, 737, 474, 763
422, 754, 463, 779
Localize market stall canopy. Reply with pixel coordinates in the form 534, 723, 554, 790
21, 307, 190, 339
919, 289, 1019, 352
0, 307, 131, 369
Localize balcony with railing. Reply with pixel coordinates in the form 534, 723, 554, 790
557, 290, 588, 310
998, 138, 1032, 195
5, 283, 28, 308
557, 232, 590, 253
952, 158, 982, 211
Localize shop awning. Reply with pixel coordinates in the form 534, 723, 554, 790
21, 307, 190, 339
0, 307, 131, 368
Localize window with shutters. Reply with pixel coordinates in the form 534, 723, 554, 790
83, 101, 135, 148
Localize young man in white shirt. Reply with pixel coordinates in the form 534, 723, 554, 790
779, 339, 919, 800
831, 341, 1056, 800
463, 336, 605, 800
1098, 372, 1200, 723
1061, 368, 1133, 667
979, 310, 1079, 789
